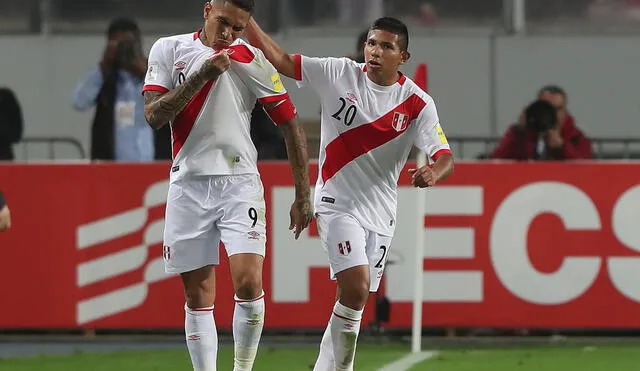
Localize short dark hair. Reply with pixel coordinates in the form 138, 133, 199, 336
525, 99, 558, 133
357, 29, 369, 50
370, 17, 409, 51
538, 85, 567, 99
107, 17, 139, 36
214, 0, 255, 13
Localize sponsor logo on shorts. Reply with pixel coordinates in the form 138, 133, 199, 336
248, 231, 261, 240
321, 196, 335, 204
338, 241, 352, 256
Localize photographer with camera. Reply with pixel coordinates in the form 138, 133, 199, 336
72, 18, 171, 162
490, 86, 592, 161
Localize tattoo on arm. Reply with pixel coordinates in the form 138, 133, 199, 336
143, 72, 207, 129
280, 116, 311, 202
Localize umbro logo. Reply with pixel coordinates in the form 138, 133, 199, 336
346, 93, 358, 104
174, 61, 186, 70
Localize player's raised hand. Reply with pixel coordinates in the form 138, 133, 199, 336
199, 50, 231, 80
289, 199, 313, 240
408, 166, 437, 188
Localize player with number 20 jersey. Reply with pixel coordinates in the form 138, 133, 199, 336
245, 16, 455, 371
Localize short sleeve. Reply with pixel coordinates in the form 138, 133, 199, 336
230, 45, 289, 105
293, 55, 349, 88
413, 97, 452, 162
142, 39, 173, 94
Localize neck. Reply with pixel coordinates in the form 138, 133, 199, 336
366, 70, 399, 87
199, 28, 211, 48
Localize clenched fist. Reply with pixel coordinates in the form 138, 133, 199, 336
408, 166, 438, 188
199, 50, 231, 81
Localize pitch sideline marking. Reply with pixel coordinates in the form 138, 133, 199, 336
377, 351, 438, 371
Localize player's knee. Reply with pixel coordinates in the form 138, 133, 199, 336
184, 286, 215, 309
234, 272, 263, 300
181, 267, 215, 308
339, 280, 370, 310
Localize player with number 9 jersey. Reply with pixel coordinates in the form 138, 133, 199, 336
245, 16, 455, 371
141, 1, 313, 370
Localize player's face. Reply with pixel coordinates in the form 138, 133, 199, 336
539, 91, 567, 125
203, 1, 251, 50
364, 30, 409, 76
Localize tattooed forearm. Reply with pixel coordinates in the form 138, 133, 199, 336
143, 72, 207, 129
280, 116, 311, 202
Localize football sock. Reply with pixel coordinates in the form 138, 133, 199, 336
330, 301, 364, 371
313, 320, 335, 371
185, 304, 218, 371
233, 291, 265, 371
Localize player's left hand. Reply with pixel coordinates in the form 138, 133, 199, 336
289, 199, 313, 240
408, 166, 438, 188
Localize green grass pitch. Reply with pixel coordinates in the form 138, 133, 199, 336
2, 343, 640, 370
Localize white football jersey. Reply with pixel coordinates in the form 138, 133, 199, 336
143, 31, 290, 181
294, 55, 452, 236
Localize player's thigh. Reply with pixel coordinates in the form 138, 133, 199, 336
317, 212, 369, 281
218, 174, 267, 258
163, 178, 221, 274
365, 232, 394, 292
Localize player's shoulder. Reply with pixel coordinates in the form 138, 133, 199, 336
401, 76, 435, 107
151, 32, 196, 50
226, 39, 261, 65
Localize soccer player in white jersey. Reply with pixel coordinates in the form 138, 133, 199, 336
141, 1, 314, 370
245, 17, 455, 370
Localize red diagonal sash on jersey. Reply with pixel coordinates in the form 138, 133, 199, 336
321, 93, 427, 183
171, 81, 214, 158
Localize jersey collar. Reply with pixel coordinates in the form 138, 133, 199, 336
362, 65, 407, 86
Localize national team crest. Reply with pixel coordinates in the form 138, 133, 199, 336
392, 112, 409, 132
338, 241, 352, 256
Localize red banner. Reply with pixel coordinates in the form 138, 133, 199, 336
1, 162, 639, 329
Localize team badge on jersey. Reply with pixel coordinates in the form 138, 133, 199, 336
436, 124, 448, 144
338, 241, 352, 256
392, 112, 409, 132
271, 73, 284, 92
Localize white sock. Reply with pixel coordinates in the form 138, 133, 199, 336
233, 291, 265, 371
330, 301, 364, 371
185, 304, 218, 371
313, 321, 334, 371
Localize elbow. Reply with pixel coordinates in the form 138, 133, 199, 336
146, 118, 166, 131
144, 106, 165, 130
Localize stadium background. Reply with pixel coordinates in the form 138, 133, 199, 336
1, 0, 640, 370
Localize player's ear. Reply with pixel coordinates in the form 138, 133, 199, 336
401, 51, 411, 64
204, 1, 212, 19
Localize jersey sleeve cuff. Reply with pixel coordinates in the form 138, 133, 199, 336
258, 93, 290, 105
431, 148, 452, 161
142, 84, 170, 95
293, 54, 302, 81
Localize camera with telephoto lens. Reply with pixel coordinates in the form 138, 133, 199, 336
115, 39, 136, 68
524, 99, 558, 134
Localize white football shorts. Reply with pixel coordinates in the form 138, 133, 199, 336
316, 211, 393, 292
162, 174, 266, 274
